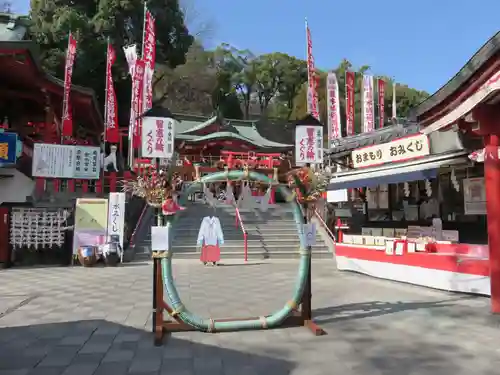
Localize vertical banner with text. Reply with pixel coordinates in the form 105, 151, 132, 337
377, 79, 385, 128
107, 192, 126, 248
362, 75, 375, 133
142, 8, 156, 113
62, 33, 77, 138
326, 71, 341, 145
305, 21, 320, 120
105, 42, 119, 143
345, 71, 355, 136
131, 60, 145, 150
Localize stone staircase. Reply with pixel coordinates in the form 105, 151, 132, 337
132, 201, 332, 260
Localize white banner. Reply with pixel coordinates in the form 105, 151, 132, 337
351, 134, 430, 168
32, 144, 101, 179
107, 192, 126, 248
295, 125, 323, 165
362, 75, 375, 133
123, 44, 138, 76
327, 71, 342, 144
141, 117, 175, 159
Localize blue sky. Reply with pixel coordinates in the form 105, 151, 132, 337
14, 0, 500, 93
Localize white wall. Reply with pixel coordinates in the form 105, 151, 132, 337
0, 168, 34, 204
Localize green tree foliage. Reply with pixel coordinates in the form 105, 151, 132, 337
29, 0, 193, 123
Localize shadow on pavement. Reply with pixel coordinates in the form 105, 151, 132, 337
312, 296, 480, 324
0, 320, 296, 374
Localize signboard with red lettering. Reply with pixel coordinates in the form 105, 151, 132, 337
141, 117, 175, 159
295, 125, 323, 165
351, 134, 430, 169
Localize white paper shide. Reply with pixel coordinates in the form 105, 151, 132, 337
295, 125, 323, 165
141, 117, 175, 159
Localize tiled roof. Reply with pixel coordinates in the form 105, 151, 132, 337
326, 123, 420, 157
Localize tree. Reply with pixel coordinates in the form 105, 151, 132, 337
29, 0, 194, 124
214, 43, 258, 119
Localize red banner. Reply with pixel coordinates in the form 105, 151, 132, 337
62, 33, 77, 138
345, 71, 355, 136
378, 79, 385, 128
105, 42, 119, 143
142, 8, 156, 111
306, 23, 320, 120
131, 59, 145, 149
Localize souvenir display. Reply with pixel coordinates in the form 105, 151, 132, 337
197, 216, 224, 265
10, 208, 68, 249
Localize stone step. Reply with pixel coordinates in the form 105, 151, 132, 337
133, 250, 332, 261
137, 244, 329, 252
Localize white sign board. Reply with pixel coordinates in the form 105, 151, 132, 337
106, 193, 126, 248
32, 144, 101, 179
74, 146, 100, 179
351, 134, 430, 169
32, 144, 74, 178
463, 177, 486, 215
295, 125, 323, 165
303, 223, 316, 246
141, 117, 175, 159
151, 226, 170, 251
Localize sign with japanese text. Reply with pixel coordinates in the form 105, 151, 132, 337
362, 75, 375, 133
0, 132, 18, 165
306, 22, 320, 120
345, 71, 355, 136
141, 117, 175, 159
463, 177, 486, 215
131, 59, 145, 149
32, 143, 100, 179
327, 71, 341, 144
62, 33, 77, 137
295, 125, 323, 165
105, 42, 119, 143
377, 79, 385, 128
142, 8, 156, 112
351, 134, 430, 168
106, 192, 125, 248
74, 146, 100, 179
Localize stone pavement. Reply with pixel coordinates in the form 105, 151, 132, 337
0, 259, 499, 375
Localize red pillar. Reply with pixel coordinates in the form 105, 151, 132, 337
475, 104, 500, 313
484, 134, 500, 313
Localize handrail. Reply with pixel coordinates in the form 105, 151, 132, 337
314, 208, 336, 241
234, 206, 248, 262
128, 201, 148, 249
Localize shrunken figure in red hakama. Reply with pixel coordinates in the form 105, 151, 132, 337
196, 216, 224, 266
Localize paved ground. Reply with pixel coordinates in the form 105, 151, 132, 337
0, 259, 499, 375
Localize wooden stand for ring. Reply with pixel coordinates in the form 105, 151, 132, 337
152, 251, 326, 346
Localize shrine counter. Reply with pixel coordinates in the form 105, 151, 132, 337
334, 241, 490, 296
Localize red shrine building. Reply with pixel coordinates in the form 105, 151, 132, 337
326, 31, 500, 315
417, 31, 500, 313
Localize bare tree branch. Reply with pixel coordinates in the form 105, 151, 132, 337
180, 0, 216, 43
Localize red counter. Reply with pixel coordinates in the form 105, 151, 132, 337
335, 242, 490, 295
